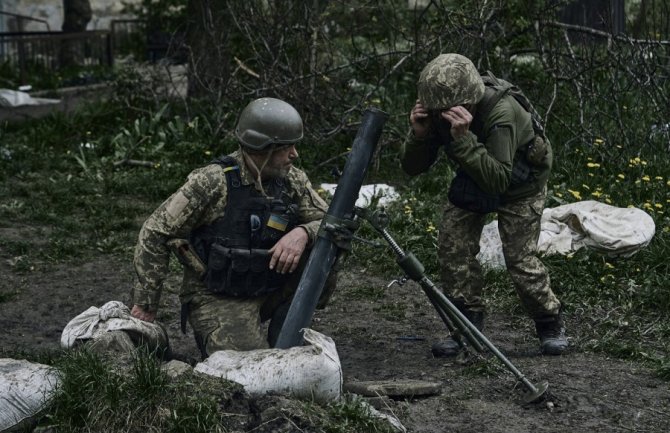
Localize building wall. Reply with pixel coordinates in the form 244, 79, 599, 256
1, 0, 140, 32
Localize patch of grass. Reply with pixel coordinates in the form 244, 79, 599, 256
347, 284, 387, 301
46, 348, 237, 432
374, 301, 407, 321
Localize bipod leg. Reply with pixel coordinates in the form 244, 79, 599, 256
361, 213, 549, 404
422, 287, 468, 352
427, 282, 549, 404
420, 280, 484, 353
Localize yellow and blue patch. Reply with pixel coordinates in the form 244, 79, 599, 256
267, 214, 288, 231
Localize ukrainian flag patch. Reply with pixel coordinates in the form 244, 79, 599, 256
267, 214, 288, 231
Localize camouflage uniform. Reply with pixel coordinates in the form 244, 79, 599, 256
400, 54, 561, 320
132, 149, 330, 354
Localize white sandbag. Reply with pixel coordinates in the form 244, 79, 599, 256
477, 201, 656, 269
320, 183, 399, 207
540, 200, 655, 257
0, 89, 59, 107
60, 301, 168, 354
194, 329, 342, 403
0, 359, 60, 432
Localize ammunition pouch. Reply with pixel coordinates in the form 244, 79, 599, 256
526, 135, 548, 166
205, 243, 286, 297
448, 170, 500, 214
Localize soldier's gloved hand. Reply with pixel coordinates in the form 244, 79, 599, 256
269, 227, 308, 274
131, 304, 157, 322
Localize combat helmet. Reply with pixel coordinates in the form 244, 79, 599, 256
235, 97, 303, 151
417, 53, 485, 110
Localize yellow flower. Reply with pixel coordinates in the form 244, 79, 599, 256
655, 176, 663, 181
568, 189, 582, 200
617, 174, 625, 180
204, 150, 212, 156
641, 175, 650, 182
655, 203, 663, 209
594, 138, 604, 144
582, 184, 590, 190
426, 223, 436, 233
586, 162, 600, 168
591, 191, 602, 198
605, 198, 612, 204
604, 262, 614, 269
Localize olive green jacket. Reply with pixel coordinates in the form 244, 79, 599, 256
400, 88, 552, 202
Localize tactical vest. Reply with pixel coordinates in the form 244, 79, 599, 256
190, 156, 299, 297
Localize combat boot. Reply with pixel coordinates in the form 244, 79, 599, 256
535, 313, 568, 355
431, 303, 484, 358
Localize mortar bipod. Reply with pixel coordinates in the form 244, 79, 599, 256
355, 206, 549, 404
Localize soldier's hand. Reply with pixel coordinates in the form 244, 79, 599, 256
269, 227, 308, 274
443, 105, 473, 140
409, 100, 430, 139
131, 304, 157, 322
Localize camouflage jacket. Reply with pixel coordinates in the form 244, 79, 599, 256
400, 87, 552, 202
131, 150, 328, 309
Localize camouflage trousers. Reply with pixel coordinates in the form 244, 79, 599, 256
184, 255, 338, 357
438, 188, 561, 319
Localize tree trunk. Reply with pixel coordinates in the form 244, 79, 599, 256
60, 0, 92, 67
185, 0, 231, 99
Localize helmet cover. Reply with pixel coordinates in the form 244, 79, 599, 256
417, 53, 485, 110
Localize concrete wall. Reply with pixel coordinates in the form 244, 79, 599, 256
1, 0, 140, 32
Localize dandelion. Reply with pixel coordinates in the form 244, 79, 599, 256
591, 191, 602, 198
655, 203, 663, 209
617, 174, 625, 180
426, 223, 436, 233
655, 176, 663, 181
641, 175, 650, 182
594, 138, 604, 144
605, 198, 612, 204
643, 202, 653, 210
568, 189, 582, 200
586, 162, 600, 168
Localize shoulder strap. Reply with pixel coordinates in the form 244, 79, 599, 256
210, 155, 242, 194
478, 71, 546, 137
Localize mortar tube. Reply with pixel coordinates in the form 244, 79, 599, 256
274, 107, 389, 349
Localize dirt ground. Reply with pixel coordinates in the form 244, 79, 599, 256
1, 224, 669, 433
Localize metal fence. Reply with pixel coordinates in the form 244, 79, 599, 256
0, 17, 144, 83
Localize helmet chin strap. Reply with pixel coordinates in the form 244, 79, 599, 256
240, 145, 275, 197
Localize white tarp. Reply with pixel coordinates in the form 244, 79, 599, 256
478, 201, 656, 269
0, 89, 59, 107
320, 183, 399, 208
0, 359, 60, 432
60, 301, 168, 353
194, 329, 342, 403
